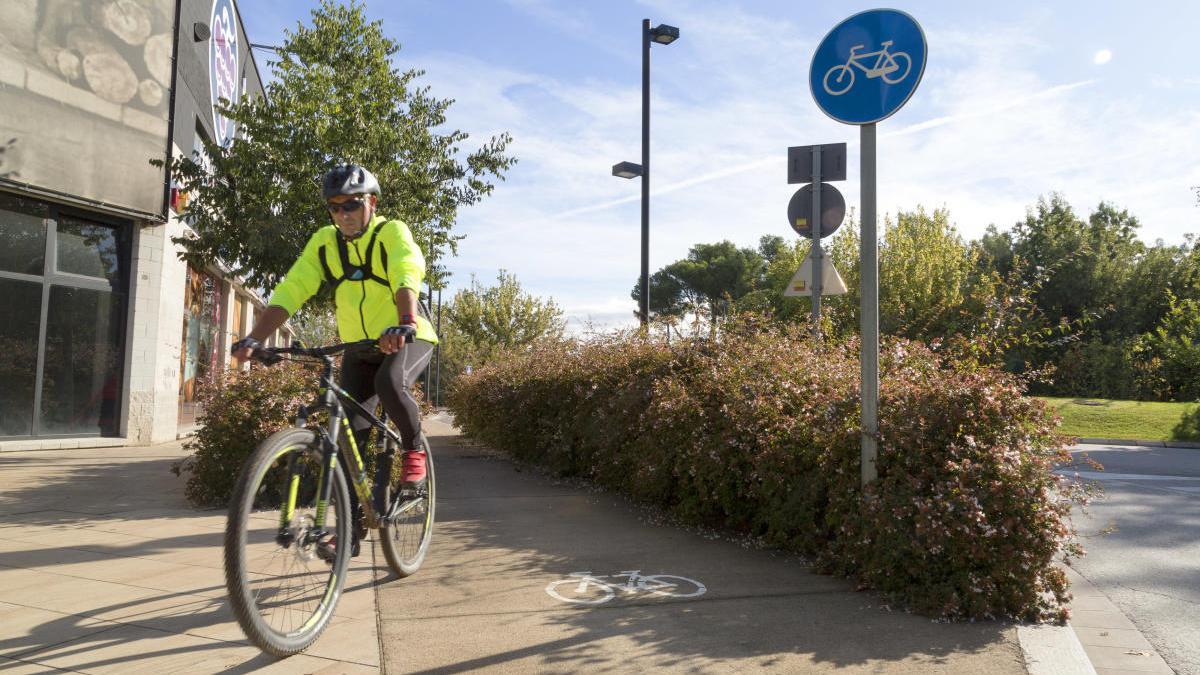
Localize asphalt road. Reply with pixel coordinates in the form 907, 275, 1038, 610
1067, 444, 1200, 675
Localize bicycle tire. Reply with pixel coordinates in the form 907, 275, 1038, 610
379, 435, 436, 577
224, 428, 351, 657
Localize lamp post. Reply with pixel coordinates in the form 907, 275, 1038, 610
612, 19, 679, 327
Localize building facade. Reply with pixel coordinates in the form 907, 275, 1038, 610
0, 0, 288, 451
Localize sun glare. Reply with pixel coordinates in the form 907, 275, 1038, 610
1093, 49, 1113, 65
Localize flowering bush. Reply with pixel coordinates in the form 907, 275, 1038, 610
173, 362, 317, 507
174, 360, 430, 507
449, 319, 1088, 621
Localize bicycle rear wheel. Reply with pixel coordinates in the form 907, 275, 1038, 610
379, 436, 436, 577
224, 428, 351, 657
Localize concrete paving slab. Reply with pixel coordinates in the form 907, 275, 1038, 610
0, 442, 382, 673
0, 568, 165, 618
0, 655, 79, 673
13, 622, 327, 674
1081, 645, 1174, 673
1070, 610, 1142, 632
0, 602, 118, 660
1073, 627, 1157, 651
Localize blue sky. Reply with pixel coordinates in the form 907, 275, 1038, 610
240, 1, 1200, 330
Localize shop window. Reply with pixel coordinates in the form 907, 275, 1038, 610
55, 217, 124, 284
0, 279, 42, 436
0, 193, 47, 275
39, 287, 125, 436
0, 195, 129, 439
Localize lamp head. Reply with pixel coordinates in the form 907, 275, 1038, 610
649, 24, 680, 45
612, 161, 643, 179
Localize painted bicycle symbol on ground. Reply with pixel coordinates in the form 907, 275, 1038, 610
545, 570, 707, 605
822, 40, 912, 96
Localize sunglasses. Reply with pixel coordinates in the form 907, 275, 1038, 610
326, 198, 366, 214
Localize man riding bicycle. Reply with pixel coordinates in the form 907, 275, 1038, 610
231, 163, 437, 553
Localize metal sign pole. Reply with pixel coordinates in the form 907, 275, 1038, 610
810, 147, 823, 333
860, 123, 879, 487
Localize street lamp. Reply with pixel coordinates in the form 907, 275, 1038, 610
613, 19, 679, 326
611, 161, 642, 179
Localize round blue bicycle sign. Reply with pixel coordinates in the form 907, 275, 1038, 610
810, 9, 926, 125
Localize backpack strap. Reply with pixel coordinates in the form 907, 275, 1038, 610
321, 222, 395, 293
335, 232, 365, 281
363, 223, 391, 288
318, 245, 340, 290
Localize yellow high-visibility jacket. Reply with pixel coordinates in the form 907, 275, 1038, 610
268, 215, 437, 344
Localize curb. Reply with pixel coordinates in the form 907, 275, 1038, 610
1060, 565, 1175, 674
1017, 565, 1176, 675
1017, 624, 1096, 675
1076, 437, 1200, 449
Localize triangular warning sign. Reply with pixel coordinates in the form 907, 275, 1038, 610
783, 254, 847, 297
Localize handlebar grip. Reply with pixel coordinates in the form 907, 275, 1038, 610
252, 349, 282, 366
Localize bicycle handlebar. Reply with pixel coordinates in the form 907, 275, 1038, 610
250, 335, 414, 365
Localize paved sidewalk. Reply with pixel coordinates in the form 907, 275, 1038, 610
0, 442, 380, 673
376, 418, 1031, 673
0, 425, 1164, 673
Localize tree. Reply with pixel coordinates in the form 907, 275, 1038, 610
163, 1, 515, 294
878, 207, 977, 338
973, 224, 1014, 279
440, 271, 565, 387
1012, 195, 1141, 328
1134, 292, 1200, 401
631, 269, 689, 324
635, 241, 764, 335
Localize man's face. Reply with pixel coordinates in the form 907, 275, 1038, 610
327, 193, 376, 237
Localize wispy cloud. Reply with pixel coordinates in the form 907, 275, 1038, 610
411, 6, 1200, 332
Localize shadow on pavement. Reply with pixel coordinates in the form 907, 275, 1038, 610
0, 444, 380, 673
374, 428, 1024, 673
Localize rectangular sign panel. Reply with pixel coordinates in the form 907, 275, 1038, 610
0, 0, 176, 220
787, 143, 847, 183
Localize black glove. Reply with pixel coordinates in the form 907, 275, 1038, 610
231, 337, 280, 365
231, 337, 262, 355
381, 325, 417, 343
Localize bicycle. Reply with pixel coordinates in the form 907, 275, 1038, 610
545, 570, 707, 605
223, 337, 435, 657
822, 40, 912, 96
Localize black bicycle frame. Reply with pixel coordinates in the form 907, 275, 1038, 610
287, 354, 404, 535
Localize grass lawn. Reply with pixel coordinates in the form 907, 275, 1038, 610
1038, 397, 1200, 441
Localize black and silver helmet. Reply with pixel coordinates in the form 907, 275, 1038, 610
321, 163, 381, 200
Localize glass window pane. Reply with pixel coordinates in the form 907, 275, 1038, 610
0, 278, 42, 437
0, 193, 48, 275
55, 218, 124, 284
39, 286, 126, 436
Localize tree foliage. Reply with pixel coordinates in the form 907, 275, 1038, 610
163, 1, 515, 293
634, 240, 765, 334
439, 271, 566, 390
638, 193, 1198, 400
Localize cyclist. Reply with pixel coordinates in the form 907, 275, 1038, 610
231, 163, 437, 550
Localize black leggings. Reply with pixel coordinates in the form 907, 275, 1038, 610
338, 340, 435, 453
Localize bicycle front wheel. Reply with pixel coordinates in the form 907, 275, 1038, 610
379, 435, 436, 577
224, 428, 351, 657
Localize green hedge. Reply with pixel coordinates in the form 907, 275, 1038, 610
448, 321, 1087, 621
